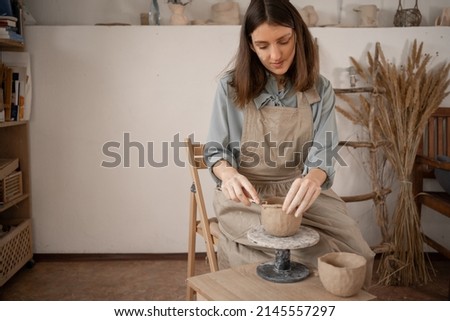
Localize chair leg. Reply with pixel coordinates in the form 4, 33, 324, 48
186, 192, 197, 300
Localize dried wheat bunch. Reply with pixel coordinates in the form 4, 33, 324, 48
344, 40, 450, 286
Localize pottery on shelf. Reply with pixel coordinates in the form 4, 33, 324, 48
353, 4, 379, 27
149, 0, 160, 25
260, 196, 302, 237
168, 3, 190, 25
299, 5, 319, 27
318, 252, 367, 297
435, 7, 450, 26
210, 1, 240, 25
393, 0, 422, 27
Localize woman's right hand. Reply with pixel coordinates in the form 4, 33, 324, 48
213, 161, 260, 206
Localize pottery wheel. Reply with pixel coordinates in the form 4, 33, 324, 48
247, 225, 320, 250
247, 225, 320, 283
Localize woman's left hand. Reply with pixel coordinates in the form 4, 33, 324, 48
282, 169, 326, 217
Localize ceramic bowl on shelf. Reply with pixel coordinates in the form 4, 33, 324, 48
318, 252, 367, 297
260, 196, 302, 237
435, 155, 450, 195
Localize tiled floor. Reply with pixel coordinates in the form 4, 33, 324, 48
0, 254, 448, 301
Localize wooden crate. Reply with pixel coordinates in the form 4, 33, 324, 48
0, 219, 33, 286
0, 158, 19, 180
0, 171, 23, 204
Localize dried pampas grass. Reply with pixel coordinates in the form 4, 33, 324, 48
339, 40, 450, 286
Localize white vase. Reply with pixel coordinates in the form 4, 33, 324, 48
169, 3, 190, 25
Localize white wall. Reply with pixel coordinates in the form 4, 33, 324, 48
23, 23, 450, 254
25, 0, 450, 27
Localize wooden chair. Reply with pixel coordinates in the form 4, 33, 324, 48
413, 107, 450, 260
185, 137, 220, 300
413, 107, 450, 299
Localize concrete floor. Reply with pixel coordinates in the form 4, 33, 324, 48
0, 254, 448, 301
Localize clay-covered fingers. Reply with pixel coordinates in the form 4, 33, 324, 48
221, 173, 258, 206
294, 186, 321, 217
282, 177, 303, 214
283, 177, 321, 216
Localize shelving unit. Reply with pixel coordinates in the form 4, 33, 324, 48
0, 32, 33, 286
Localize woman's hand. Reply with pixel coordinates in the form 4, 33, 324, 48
282, 169, 326, 217
213, 161, 260, 206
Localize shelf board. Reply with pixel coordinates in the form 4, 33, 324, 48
0, 194, 29, 213
0, 39, 24, 51
0, 120, 28, 128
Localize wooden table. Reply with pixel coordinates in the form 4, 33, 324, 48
187, 263, 376, 301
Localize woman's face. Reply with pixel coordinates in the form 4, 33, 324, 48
250, 22, 296, 79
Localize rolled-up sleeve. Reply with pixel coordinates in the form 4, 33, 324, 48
303, 76, 339, 190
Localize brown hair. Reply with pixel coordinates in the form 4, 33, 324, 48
230, 0, 319, 108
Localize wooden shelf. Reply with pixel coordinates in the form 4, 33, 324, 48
0, 194, 29, 213
0, 39, 24, 52
0, 121, 28, 128
0, 2, 33, 287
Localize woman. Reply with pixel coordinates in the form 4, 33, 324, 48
204, 0, 374, 287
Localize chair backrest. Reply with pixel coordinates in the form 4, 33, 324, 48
187, 139, 208, 170
185, 137, 218, 273
419, 107, 450, 158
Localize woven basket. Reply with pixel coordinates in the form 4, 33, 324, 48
394, 0, 422, 27
0, 219, 33, 286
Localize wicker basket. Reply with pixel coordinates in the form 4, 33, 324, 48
393, 0, 422, 27
0, 219, 33, 286
0, 171, 23, 204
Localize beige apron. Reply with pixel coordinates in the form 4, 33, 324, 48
213, 87, 375, 287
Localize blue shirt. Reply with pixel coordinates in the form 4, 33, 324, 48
205, 73, 339, 190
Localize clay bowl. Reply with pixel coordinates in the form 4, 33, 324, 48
260, 196, 302, 237
318, 252, 367, 297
